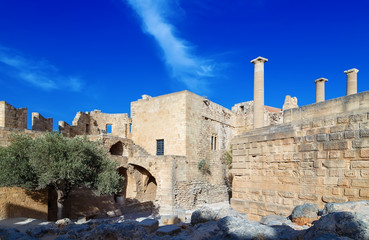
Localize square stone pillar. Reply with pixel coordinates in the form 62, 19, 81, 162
314, 78, 328, 103
344, 68, 359, 95
251, 56, 268, 129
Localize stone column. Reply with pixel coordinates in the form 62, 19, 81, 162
251, 56, 268, 129
314, 78, 328, 103
344, 68, 359, 95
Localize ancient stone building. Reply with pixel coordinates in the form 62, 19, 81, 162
0, 57, 368, 222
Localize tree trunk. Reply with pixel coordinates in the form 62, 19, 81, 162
56, 189, 67, 220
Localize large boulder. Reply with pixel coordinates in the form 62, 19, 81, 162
216, 216, 277, 240
290, 203, 319, 226
322, 200, 369, 215
304, 201, 369, 240
191, 204, 247, 225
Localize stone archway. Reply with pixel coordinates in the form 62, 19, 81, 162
117, 164, 157, 204
110, 141, 123, 156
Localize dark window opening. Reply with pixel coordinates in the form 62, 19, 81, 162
129, 123, 132, 133
214, 137, 217, 150
86, 124, 90, 134
156, 139, 164, 155
106, 124, 112, 134
240, 105, 244, 111
211, 136, 214, 150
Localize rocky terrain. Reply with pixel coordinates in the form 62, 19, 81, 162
0, 200, 368, 240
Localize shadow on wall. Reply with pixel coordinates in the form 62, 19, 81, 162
48, 187, 122, 221
5, 203, 47, 220
118, 164, 157, 203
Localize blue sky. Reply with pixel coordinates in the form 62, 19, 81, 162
0, 0, 368, 130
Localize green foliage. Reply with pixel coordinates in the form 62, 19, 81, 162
0, 133, 123, 195
198, 159, 211, 175
222, 148, 233, 169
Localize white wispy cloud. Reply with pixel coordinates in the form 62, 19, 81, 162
126, 0, 215, 92
0, 45, 83, 92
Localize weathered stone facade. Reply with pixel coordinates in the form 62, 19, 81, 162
231, 91, 369, 220
59, 110, 131, 138
0, 101, 27, 129
32, 112, 53, 132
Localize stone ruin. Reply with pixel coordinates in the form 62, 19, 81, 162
0, 56, 368, 224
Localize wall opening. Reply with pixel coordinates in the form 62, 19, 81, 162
119, 164, 157, 204
110, 141, 123, 156
156, 139, 164, 155
86, 124, 90, 134
106, 124, 112, 134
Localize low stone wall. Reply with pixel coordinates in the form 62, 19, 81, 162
0, 187, 48, 220
231, 110, 369, 220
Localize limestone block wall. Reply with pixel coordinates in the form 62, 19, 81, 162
0, 101, 27, 129
131, 92, 187, 156
284, 90, 369, 123
0, 127, 41, 147
0, 187, 48, 220
231, 109, 369, 220
32, 112, 53, 132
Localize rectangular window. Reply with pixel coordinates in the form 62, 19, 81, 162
86, 124, 90, 134
106, 124, 112, 134
214, 137, 217, 150
211, 136, 214, 150
156, 139, 164, 155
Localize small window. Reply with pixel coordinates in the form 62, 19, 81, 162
129, 123, 132, 133
156, 139, 164, 155
106, 124, 112, 134
240, 105, 244, 111
86, 124, 90, 134
211, 135, 217, 150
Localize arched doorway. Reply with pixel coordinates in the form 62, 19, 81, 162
117, 164, 157, 204
110, 141, 124, 156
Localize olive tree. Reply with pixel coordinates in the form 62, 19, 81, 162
0, 133, 123, 220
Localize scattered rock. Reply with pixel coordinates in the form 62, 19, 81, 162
138, 219, 159, 232
304, 201, 369, 240
322, 200, 369, 215
291, 203, 319, 226
217, 216, 277, 239
0, 228, 37, 240
55, 218, 74, 226
161, 214, 180, 225
156, 225, 181, 236
191, 204, 246, 225
1, 200, 369, 240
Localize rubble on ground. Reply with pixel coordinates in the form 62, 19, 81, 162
0, 200, 368, 240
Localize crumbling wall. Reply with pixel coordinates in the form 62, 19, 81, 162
32, 112, 53, 132
89, 110, 131, 138
59, 110, 131, 138
232, 101, 282, 136
231, 91, 369, 220
0, 101, 27, 129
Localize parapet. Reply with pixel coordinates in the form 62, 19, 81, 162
0, 101, 27, 130
284, 90, 369, 123
32, 112, 53, 132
